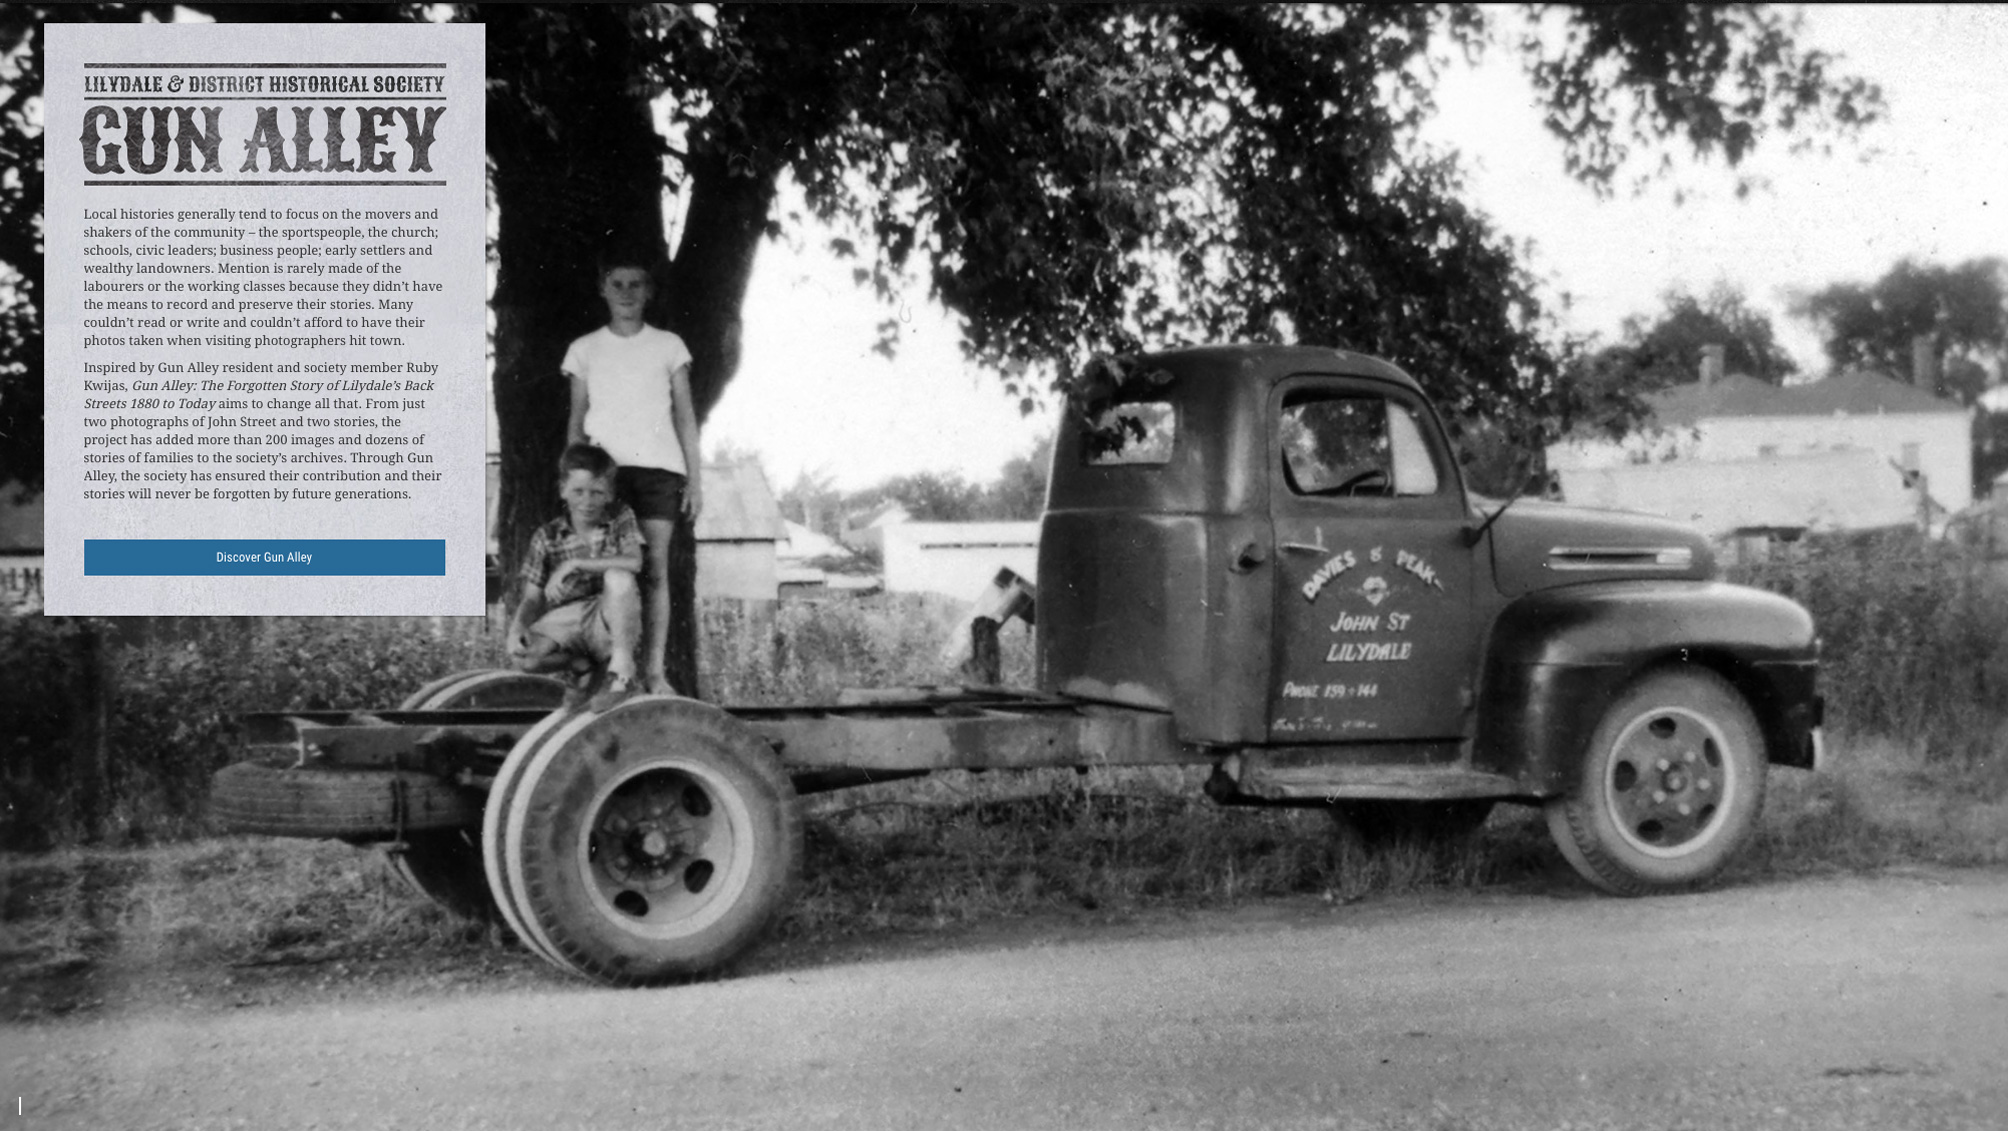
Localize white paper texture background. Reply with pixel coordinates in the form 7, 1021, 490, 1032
43, 22, 485, 615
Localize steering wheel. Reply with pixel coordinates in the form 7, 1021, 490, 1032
1318, 467, 1389, 496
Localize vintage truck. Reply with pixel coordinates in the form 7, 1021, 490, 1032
212, 343, 1822, 987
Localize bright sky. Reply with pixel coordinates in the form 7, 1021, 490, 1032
703, 5, 2008, 492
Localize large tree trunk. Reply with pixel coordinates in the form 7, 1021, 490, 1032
662, 148, 780, 421
654, 148, 781, 694
486, 7, 691, 690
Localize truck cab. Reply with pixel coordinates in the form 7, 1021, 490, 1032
1038, 345, 1820, 885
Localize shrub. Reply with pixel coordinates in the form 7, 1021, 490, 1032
1731, 529, 2008, 762
1, 597, 1031, 848
0, 616, 503, 849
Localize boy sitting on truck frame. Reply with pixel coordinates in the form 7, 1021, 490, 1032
507, 442, 645, 710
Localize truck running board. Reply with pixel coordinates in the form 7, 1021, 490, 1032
1213, 748, 1528, 805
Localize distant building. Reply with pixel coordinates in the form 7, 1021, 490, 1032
484, 456, 785, 603
774, 519, 880, 598
838, 501, 912, 554
0, 480, 42, 611
1548, 346, 1973, 538
696, 459, 785, 601
878, 521, 1040, 600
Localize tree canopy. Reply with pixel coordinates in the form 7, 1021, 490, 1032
1617, 283, 1798, 388
778, 433, 1054, 537
659, 5, 1876, 422
0, 11, 42, 488
1557, 282, 1798, 433
1794, 256, 2006, 404
0, 4, 1881, 688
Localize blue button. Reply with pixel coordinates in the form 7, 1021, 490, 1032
85, 539, 446, 575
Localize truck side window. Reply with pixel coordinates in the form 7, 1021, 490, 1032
1280, 393, 1440, 497
1084, 401, 1175, 466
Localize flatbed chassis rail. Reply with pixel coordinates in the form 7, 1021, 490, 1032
240, 686, 1215, 792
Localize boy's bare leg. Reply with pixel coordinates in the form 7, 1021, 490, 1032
600, 567, 642, 681
639, 517, 675, 694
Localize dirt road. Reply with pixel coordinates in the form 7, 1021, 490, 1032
7, 869, 2006, 1130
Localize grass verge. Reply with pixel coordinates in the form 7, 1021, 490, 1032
3, 730, 2001, 1021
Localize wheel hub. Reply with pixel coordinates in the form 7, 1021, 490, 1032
593, 790, 701, 889
1607, 709, 1729, 852
582, 764, 737, 927
637, 828, 674, 860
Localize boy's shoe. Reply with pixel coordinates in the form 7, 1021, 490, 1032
588, 672, 638, 713
644, 672, 677, 696
559, 666, 597, 710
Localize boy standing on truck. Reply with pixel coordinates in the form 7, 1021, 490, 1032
563, 251, 703, 696
507, 443, 645, 709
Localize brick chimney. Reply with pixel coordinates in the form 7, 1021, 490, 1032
1699, 344, 1725, 387
1911, 333, 1939, 391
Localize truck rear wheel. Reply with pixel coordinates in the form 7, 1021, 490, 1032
490, 696, 801, 986
398, 668, 569, 711
388, 830, 496, 922
386, 670, 568, 922
1545, 668, 1765, 895
482, 703, 583, 967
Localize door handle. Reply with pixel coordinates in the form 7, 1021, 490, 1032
1230, 540, 1269, 573
1279, 541, 1329, 554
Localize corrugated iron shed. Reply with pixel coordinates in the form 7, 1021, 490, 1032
696, 459, 784, 544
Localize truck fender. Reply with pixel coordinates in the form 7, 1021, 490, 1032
1472, 580, 1820, 793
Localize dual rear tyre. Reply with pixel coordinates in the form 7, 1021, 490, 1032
387, 670, 802, 985
383, 670, 569, 922
482, 695, 802, 985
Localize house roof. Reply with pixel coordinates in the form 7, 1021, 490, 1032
695, 459, 784, 543
779, 519, 846, 562
881, 521, 1041, 549
1645, 369, 1965, 427
1644, 375, 1784, 426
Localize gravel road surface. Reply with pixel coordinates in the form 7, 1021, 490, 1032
7, 869, 2006, 1130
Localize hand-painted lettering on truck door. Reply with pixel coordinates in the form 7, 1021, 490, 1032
1267, 379, 1479, 742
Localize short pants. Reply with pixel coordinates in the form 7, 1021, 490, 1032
616, 466, 686, 522
524, 596, 613, 663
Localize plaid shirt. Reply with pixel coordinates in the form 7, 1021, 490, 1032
520, 503, 642, 608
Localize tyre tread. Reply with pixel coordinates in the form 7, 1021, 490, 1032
1545, 666, 1765, 896
509, 696, 801, 986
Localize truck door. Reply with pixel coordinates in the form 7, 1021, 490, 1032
1266, 377, 1478, 743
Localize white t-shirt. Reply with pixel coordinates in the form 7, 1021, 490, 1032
561, 325, 693, 475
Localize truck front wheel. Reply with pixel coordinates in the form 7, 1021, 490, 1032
1546, 668, 1765, 895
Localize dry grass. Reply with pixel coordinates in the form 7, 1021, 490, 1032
6, 728, 1999, 1018
1739, 730, 2008, 876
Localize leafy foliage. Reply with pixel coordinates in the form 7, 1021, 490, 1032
1734, 531, 2008, 763
1794, 257, 2007, 403
0, 5, 1881, 693
0, 615, 502, 849
1518, 5, 1878, 195
0, 596, 1021, 848
0, 13, 40, 488
634, 4, 1877, 494
779, 434, 1054, 536
1620, 283, 1798, 387
0, 3, 417, 491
